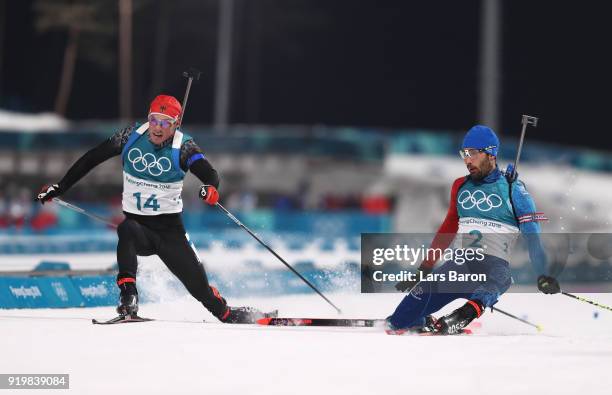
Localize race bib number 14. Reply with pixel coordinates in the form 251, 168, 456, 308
133, 192, 160, 211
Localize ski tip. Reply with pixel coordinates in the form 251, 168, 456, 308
257, 317, 273, 325
536, 324, 544, 332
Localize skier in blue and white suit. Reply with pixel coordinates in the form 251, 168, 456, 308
388, 125, 560, 335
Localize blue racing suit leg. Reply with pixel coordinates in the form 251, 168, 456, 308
387, 255, 512, 330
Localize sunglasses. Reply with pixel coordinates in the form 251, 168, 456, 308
459, 146, 495, 159
148, 117, 176, 129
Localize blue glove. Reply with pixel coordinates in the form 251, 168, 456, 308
505, 164, 518, 183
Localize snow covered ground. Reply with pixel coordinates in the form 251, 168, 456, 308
1, 292, 611, 395
0, 109, 68, 132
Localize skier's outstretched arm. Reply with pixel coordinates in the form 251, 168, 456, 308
35, 127, 130, 203
511, 181, 559, 294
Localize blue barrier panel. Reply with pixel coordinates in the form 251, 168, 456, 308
208, 271, 274, 298
0, 277, 46, 308
276, 271, 317, 294
34, 261, 72, 272
36, 277, 85, 308
0, 265, 363, 307
70, 275, 118, 307
0, 278, 18, 308
0, 277, 87, 309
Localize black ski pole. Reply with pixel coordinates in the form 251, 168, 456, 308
216, 202, 343, 314
53, 198, 118, 229
561, 291, 612, 313
491, 306, 542, 332
177, 68, 201, 127
512, 114, 538, 173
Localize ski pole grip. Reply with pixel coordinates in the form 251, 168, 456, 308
183, 68, 202, 81
522, 115, 538, 127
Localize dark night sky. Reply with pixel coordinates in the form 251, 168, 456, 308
1, 0, 611, 150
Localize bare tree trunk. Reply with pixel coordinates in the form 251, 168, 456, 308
54, 26, 79, 116
478, 0, 502, 133
214, 0, 235, 131
245, 0, 262, 123
150, 0, 169, 98
0, 0, 5, 99
119, 0, 133, 122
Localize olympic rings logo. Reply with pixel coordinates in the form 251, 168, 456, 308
458, 189, 502, 212
127, 148, 171, 176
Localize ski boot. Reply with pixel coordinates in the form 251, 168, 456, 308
432, 300, 483, 335
116, 278, 139, 317
385, 315, 436, 335
117, 294, 139, 317
220, 306, 278, 324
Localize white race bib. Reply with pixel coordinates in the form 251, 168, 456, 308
457, 217, 519, 261
122, 172, 183, 215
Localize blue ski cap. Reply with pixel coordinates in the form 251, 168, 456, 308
462, 125, 499, 156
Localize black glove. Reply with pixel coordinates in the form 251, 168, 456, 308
35, 183, 62, 205
537, 275, 560, 294
395, 266, 432, 292
504, 164, 518, 183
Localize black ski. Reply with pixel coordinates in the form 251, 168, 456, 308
257, 317, 475, 335
257, 317, 385, 327
219, 309, 279, 324
92, 315, 154, 325
92, 309, 278, 325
